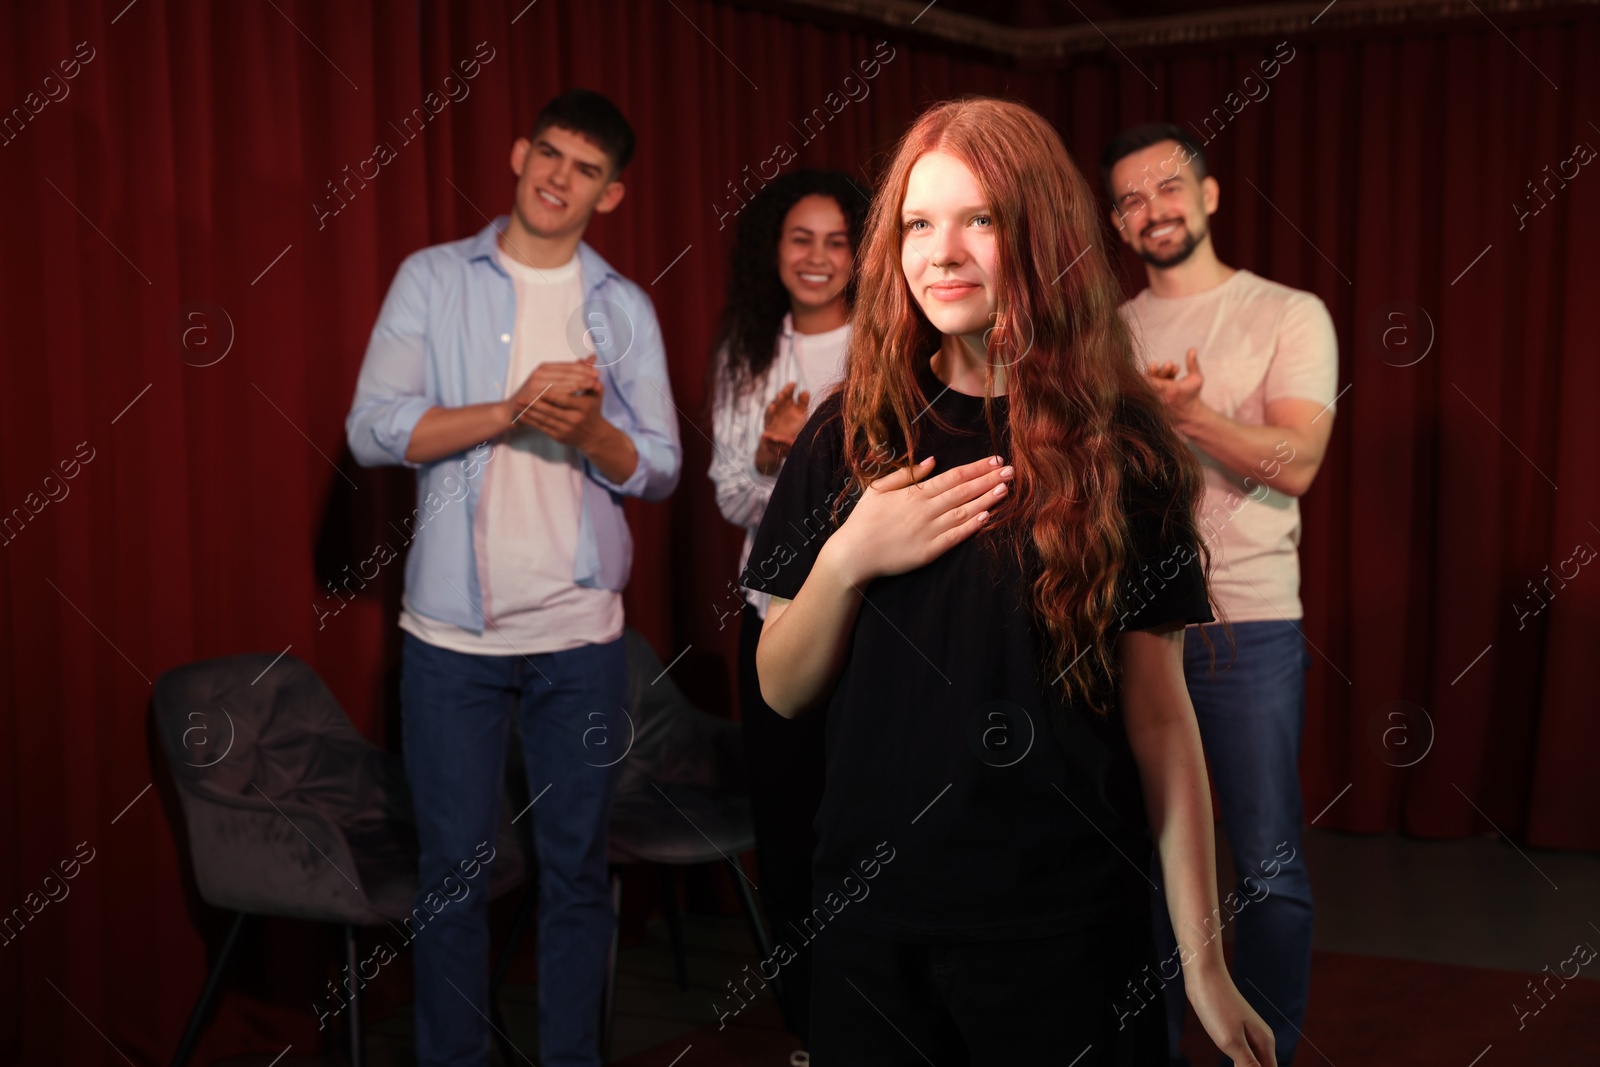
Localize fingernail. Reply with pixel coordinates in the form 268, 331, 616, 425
990, 455, 1002, 466
1001, 465, 1014, 476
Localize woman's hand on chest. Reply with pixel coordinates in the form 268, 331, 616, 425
823, 453, 1015, 586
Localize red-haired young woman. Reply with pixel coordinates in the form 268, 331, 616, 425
742, 98, 1276, 1066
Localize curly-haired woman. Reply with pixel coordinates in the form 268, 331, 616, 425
706, 168, 866, 1064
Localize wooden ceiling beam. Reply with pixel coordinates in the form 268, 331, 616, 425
740, 0, 1599, 59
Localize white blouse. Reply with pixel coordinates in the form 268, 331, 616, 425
708, 313, 850, 619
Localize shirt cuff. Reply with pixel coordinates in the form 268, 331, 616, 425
373, 395, 435, 469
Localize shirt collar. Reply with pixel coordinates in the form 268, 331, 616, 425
781, 310, 852, 345
466, 214, 620, 297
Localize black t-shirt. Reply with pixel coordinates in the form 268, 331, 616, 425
742, 353, 1215, 943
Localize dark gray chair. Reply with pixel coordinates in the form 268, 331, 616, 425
153, 651, 528, 1067
495, 627, 773, 1062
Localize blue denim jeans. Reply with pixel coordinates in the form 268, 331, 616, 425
1149, 620, 1314, 1067
400, 630, 626, 1067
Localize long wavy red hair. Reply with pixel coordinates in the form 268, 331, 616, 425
832, 96, 1222, 715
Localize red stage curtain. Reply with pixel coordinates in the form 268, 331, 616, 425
0, 0, 1595, 1062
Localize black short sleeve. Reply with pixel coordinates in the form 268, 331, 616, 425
1115, 474, 1216, 633
741, 394, 849, 602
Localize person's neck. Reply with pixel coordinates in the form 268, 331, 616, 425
1144, 240, 1235, 299
498, 212, 583, 269
790, 298, 848, 335
932, 332, 1004, 397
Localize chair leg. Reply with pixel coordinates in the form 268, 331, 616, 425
658, 865, 690, 991
344, 924, 363, 1067
729, 857, 781, 1001
492, 877, 540, 998
599, 869, 622, 1065
488, 1006, 518, 1067
491, 877, 539, 1067
170, 911, 247, 1067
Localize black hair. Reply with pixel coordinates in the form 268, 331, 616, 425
1098, 122, 1209, 203
706, 169, 868, 409
531, 89, 636, 176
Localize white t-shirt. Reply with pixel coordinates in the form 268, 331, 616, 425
1119, 269, 1338, 622
709, 314, 851, 619
399, 248, 623, 654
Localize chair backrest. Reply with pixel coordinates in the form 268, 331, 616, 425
153, 652, 382, 808
614, 629, 744, 797
154, 652, 528, 921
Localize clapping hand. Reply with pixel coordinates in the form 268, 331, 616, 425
1147, 347, 1204, 426
509, 355, 604, 447
754, 381, 811, 475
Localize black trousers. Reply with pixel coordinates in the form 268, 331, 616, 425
808, 909, 1170, 1067
739, 600, 829, 1045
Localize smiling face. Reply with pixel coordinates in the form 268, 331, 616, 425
776, 194, 852, 315
900, 151, 998, 343
1107, 140, 1218, 269
508, 124, 625, 242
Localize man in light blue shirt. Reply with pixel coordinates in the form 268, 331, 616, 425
346, 89, 680, 1067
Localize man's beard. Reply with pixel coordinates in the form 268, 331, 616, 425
1138, 218, 1206, 269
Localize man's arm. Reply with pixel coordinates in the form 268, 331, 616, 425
573, 418, 639, 485
347, 253, 436, 469
576, 292, 682, 502
404, 401, 515, 465
1170, 392, 1332, 498
348, 252, 513, 469
1149, 295, 1339, 497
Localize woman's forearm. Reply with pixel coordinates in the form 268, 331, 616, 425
756, 541, 864, 717
1120, 627, 1276, 1067
1127, 702, 1229, 979
754, 436, 782, 476
709, 377, 778, 526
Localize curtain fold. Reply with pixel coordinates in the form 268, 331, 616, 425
1, 0, 1595, 1061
